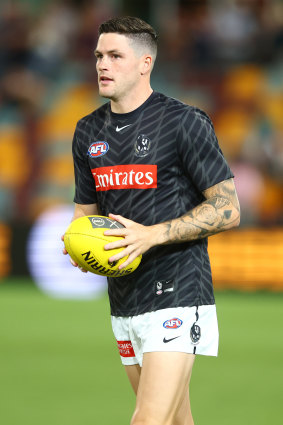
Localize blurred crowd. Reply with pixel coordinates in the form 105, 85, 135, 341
0, 0, 282, 226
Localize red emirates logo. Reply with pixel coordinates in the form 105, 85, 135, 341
117, 340, 135, 357
91, 164, 157, 191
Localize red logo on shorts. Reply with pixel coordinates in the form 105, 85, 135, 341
117, 340, 135, 357
91, 164, 157, 191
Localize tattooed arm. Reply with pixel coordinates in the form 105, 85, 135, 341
159, 177, 240, 244
104, 178, 240, 269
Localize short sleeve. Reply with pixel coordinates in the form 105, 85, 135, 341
177, 107, 234, 192
72, 125, 98, 204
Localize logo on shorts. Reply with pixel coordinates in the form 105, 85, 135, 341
117, 340, 135, 357
163, 318, 183, 329
88, 141, 109, 158
190, 324, 201, 344
163, 336, 180, 343
190, 308, 201, 344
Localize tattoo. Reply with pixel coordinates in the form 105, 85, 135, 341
161, 179, 240, 244
212, 197, 230, 209
224, 210, 232, 220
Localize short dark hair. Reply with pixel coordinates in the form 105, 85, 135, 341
98, 16, 158, 61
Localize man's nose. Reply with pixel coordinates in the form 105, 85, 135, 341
98, 57, 109, 70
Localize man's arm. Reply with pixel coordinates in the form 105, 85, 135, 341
158, 178, 240, 244
72, 203, 100, 221
104, 178, 240, 269
62, 203, 100, 270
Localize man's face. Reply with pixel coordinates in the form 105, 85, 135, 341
95, 33, 143, 102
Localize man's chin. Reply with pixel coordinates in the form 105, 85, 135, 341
98, 88, 113, 99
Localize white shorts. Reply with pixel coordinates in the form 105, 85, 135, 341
111, 305, 219, 366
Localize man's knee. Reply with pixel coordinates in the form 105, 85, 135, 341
131, 421, 168, 425
131, 413, 171, 425
131, 420, 156, 425
172, 408, 195, 425
131, 415, 194, 425
172, 416, 194, 425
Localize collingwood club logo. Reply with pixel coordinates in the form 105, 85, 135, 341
190, 323, 201, 344
190, 308, 201, 345
134, 134, 151, 157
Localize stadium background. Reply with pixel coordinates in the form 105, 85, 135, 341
0, 0, 282, 424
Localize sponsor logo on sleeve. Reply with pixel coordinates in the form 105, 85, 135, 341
88, 141, 109, 158
91, 164, 157, 191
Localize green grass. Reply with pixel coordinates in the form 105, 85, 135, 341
191, 291, 283, 425
0, 279, 282, 425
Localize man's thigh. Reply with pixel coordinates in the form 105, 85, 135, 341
125, 364, 141, 394
130, 352, 195, 425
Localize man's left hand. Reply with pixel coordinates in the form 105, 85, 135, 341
104, 213, 156, 270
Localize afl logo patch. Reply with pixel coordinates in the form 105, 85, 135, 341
88, 141, 109, 158
163, 318, 183, 329
134, 134, 151, 157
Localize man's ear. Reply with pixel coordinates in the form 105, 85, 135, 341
140, 55, 152, 75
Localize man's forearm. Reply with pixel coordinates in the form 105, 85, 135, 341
153, 179, 240, 245
72, 203, 100, 221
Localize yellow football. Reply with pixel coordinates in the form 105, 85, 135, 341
64, 215, 142, 277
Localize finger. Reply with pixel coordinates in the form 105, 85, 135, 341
78, 266, 88, 273
61, 234, 65, 241
104, 228, 126, 237
108, 247, 131, 264
104, 239, 127, 250
62, 247, 68, 255
70, 258, 78, 267
108, 213, 132, 228
118, 251, 139, 270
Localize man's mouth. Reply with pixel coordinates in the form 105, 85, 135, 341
100, 76, 113, 82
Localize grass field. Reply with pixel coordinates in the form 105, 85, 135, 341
0, 278, 282, 425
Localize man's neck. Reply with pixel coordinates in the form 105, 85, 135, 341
110, 86, 153, 114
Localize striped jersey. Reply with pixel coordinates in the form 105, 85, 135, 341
72, 91, 233, 316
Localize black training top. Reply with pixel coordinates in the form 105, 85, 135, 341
72, 91, 233, 316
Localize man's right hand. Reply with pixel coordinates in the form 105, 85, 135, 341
62, 203, 100, 273
61, 234, 88, 273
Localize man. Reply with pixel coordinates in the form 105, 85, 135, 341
63, 16, 240, 425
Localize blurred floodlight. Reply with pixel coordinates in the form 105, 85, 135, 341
27, 204, 107, 299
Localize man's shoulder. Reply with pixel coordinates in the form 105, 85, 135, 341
163, 94, 214, 128
75, 102, 109, 131
155, 92, 206, 119
155, 92, 190, 109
